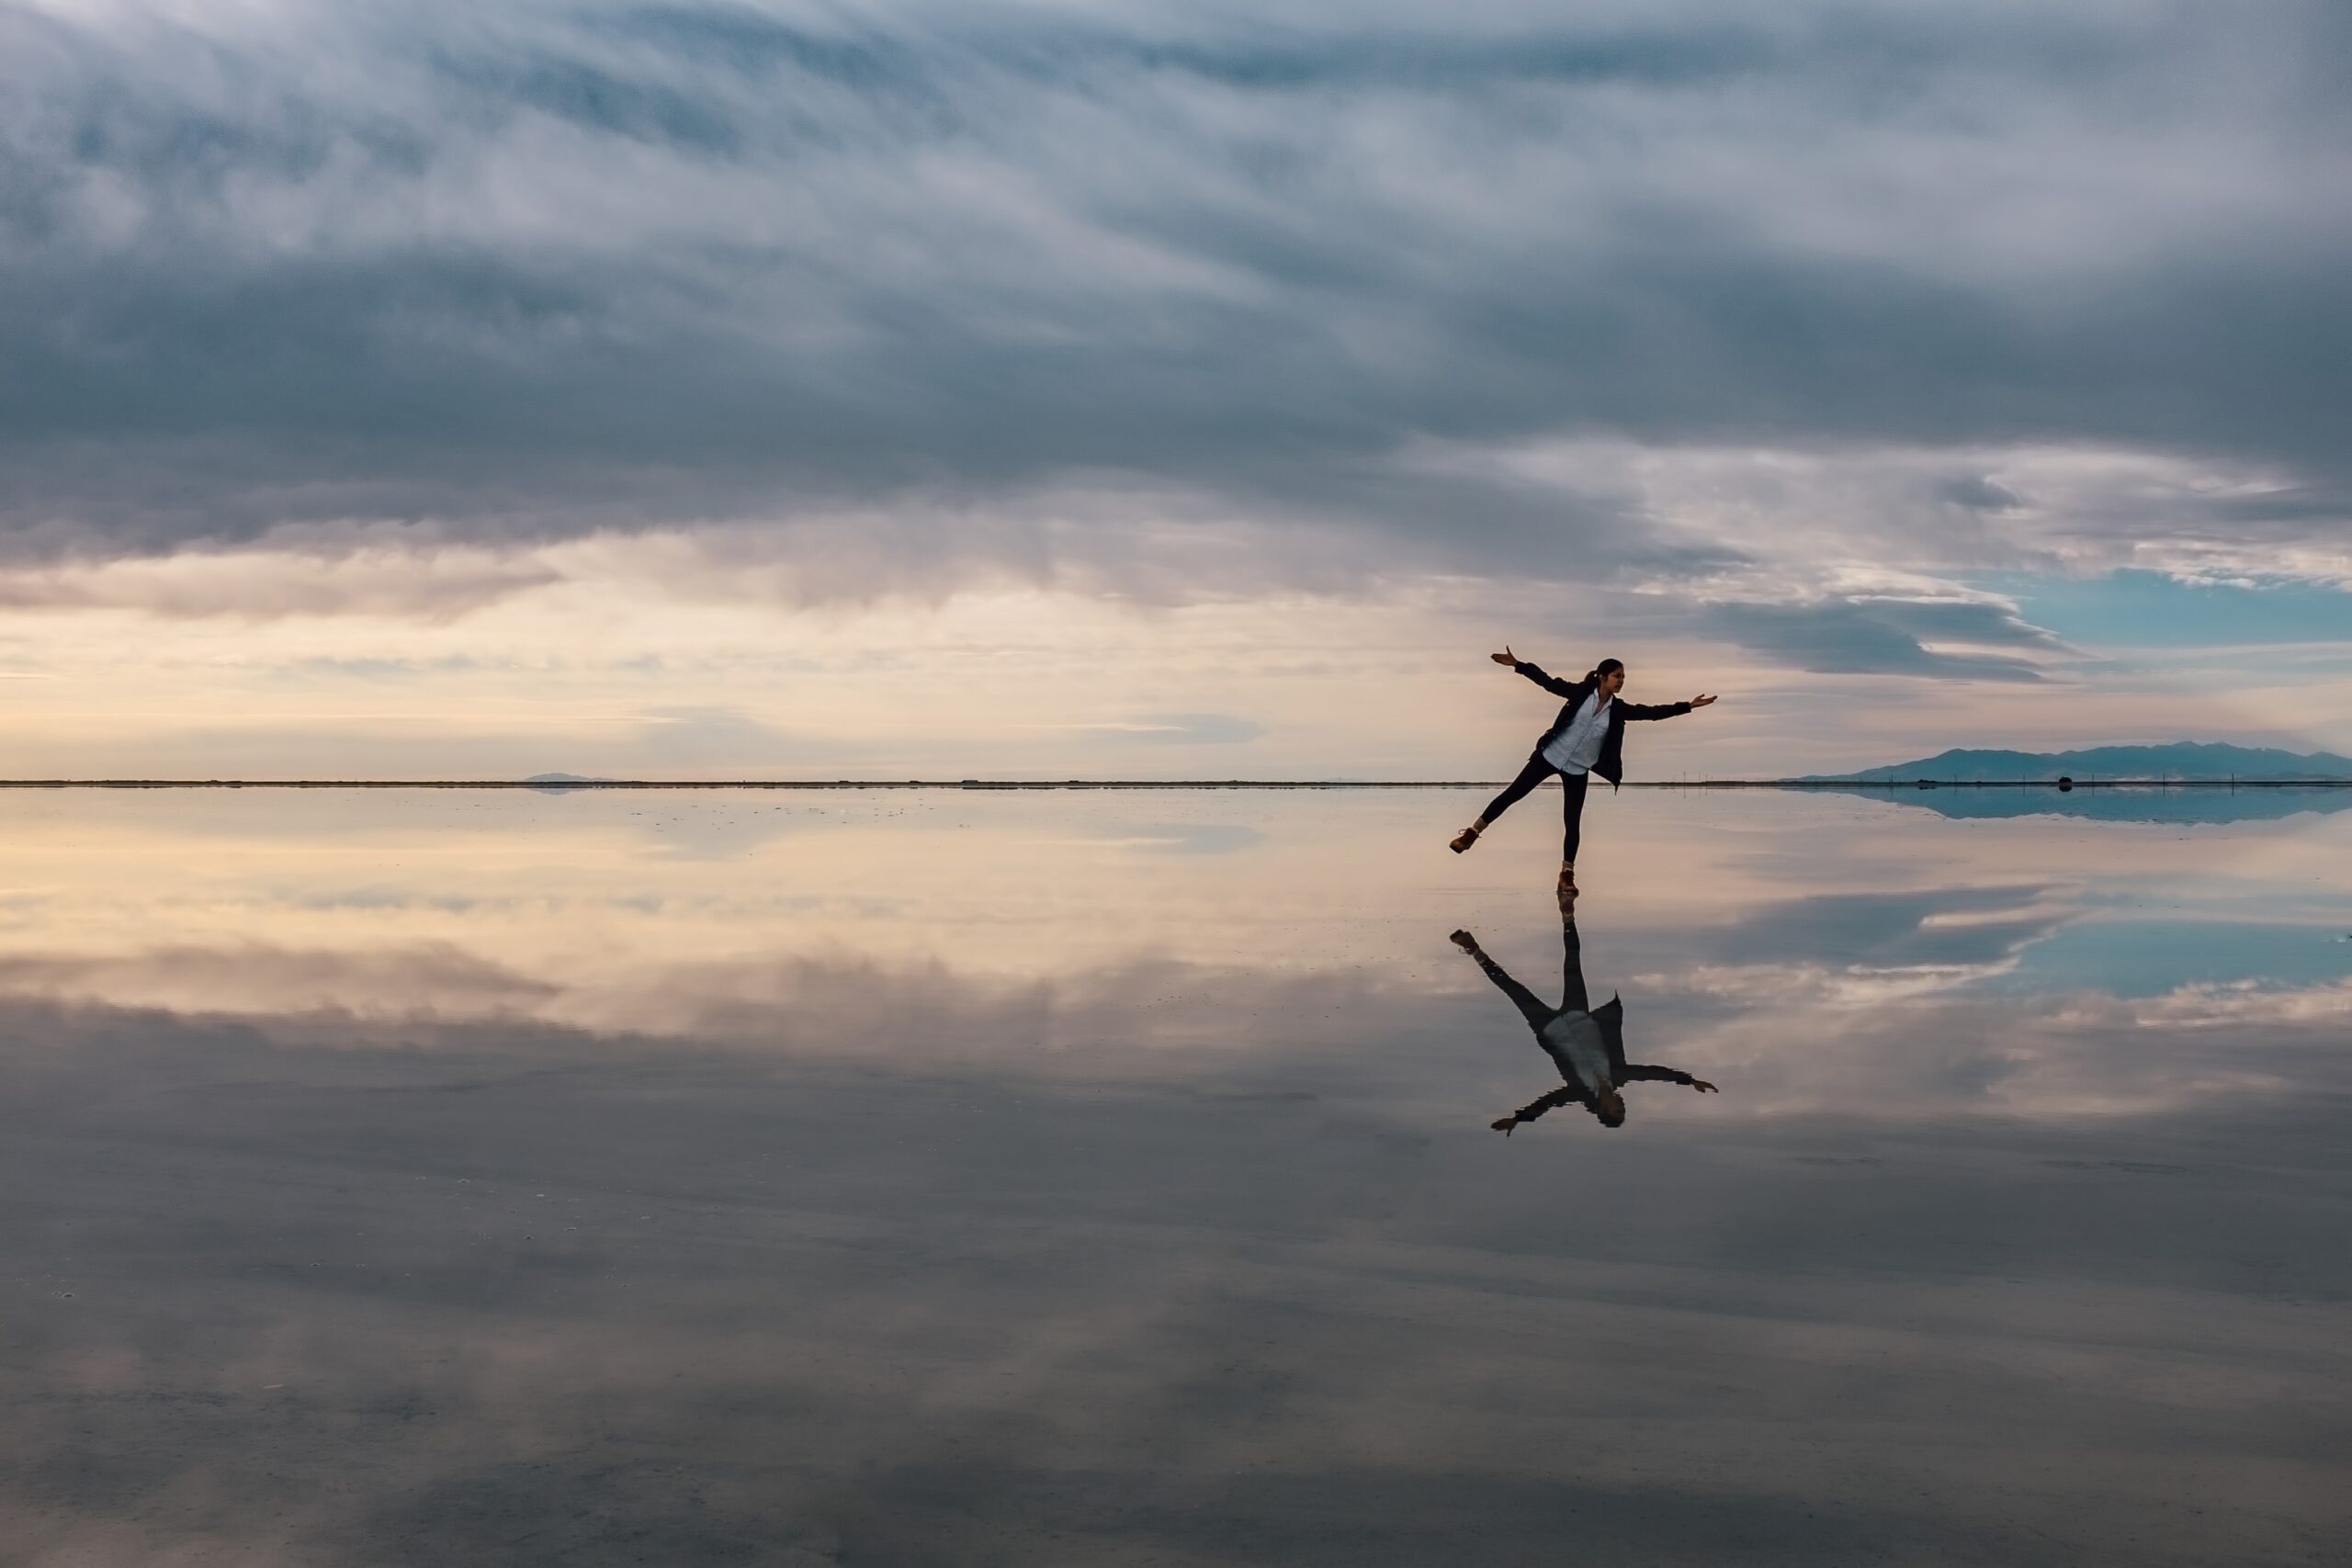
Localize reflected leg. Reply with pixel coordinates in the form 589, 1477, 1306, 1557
1557, 908, 1589, 1016
1454, 936, 1555, 1031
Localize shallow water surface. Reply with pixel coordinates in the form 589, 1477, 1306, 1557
5, 787, 2347, 1565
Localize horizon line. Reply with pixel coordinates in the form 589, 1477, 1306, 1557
0, 778, 2346, 792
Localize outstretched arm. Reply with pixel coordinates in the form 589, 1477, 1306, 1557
1490, 646, 1579, 699
1621, 694, 1716, 721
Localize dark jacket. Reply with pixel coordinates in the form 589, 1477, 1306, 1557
1513, 660, 1690, 787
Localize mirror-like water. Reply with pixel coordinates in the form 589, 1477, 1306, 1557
6, 788, 2347, 1565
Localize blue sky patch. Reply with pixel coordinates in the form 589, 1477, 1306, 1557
1985, 570, 2352, 648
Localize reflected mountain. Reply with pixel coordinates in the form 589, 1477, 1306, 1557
1452, 905, 1717, 1132
1803, 784, 2352, 825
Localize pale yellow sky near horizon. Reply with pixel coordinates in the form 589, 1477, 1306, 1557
6, 4, 2347, 781
2, 564, 2345, 780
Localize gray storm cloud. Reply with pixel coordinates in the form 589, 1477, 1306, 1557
1709, 595, 2071, 682
1, 0, 2346, 667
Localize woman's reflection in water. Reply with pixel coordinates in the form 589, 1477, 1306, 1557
1452, 904, 1717, 1132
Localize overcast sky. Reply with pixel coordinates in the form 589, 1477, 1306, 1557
2, 0, 2346, 777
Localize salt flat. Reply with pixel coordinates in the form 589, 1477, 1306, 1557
5, 787, 2347, 1565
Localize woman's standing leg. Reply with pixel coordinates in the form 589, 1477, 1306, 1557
1453, 755, 1555, 852
1556, 771, 1589, 893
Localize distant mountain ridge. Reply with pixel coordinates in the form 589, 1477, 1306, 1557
523, 772, 610, 793
1799, 742, 2352, 783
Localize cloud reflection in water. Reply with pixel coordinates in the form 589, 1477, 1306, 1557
2, 788, 2346, 1564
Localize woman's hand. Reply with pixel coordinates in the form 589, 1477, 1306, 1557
1491, 647, 1519, 668
1689, 694, 1717, 707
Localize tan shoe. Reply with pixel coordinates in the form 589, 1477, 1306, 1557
1450, 826, 1482, 853
1556, 863, 1577, 897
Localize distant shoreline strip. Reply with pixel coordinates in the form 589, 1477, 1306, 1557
0, 779, 2344, 792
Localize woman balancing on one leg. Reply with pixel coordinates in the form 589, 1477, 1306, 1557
1451, 649, 1716, 897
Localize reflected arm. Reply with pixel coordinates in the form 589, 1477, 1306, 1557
1493, 1085, 1579, 1133
1622, 1064, 1717, 1092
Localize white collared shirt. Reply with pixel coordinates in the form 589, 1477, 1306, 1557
1538, 1010, 1613, 1095
1541, 690, 1611, 774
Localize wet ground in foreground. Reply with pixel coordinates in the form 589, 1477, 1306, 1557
5, 787, 2348, 1565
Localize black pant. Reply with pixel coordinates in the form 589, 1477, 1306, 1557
1464, 903, 1589, 1029
1478, 758, 1589, 864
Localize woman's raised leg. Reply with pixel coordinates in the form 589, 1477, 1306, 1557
1454, 755, 1555, 852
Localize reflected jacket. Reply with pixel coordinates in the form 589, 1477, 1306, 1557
1512, 994, 1704, 1125
1511, 660, 1691, 788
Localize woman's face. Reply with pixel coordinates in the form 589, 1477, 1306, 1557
1600, 668, 1626, 696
